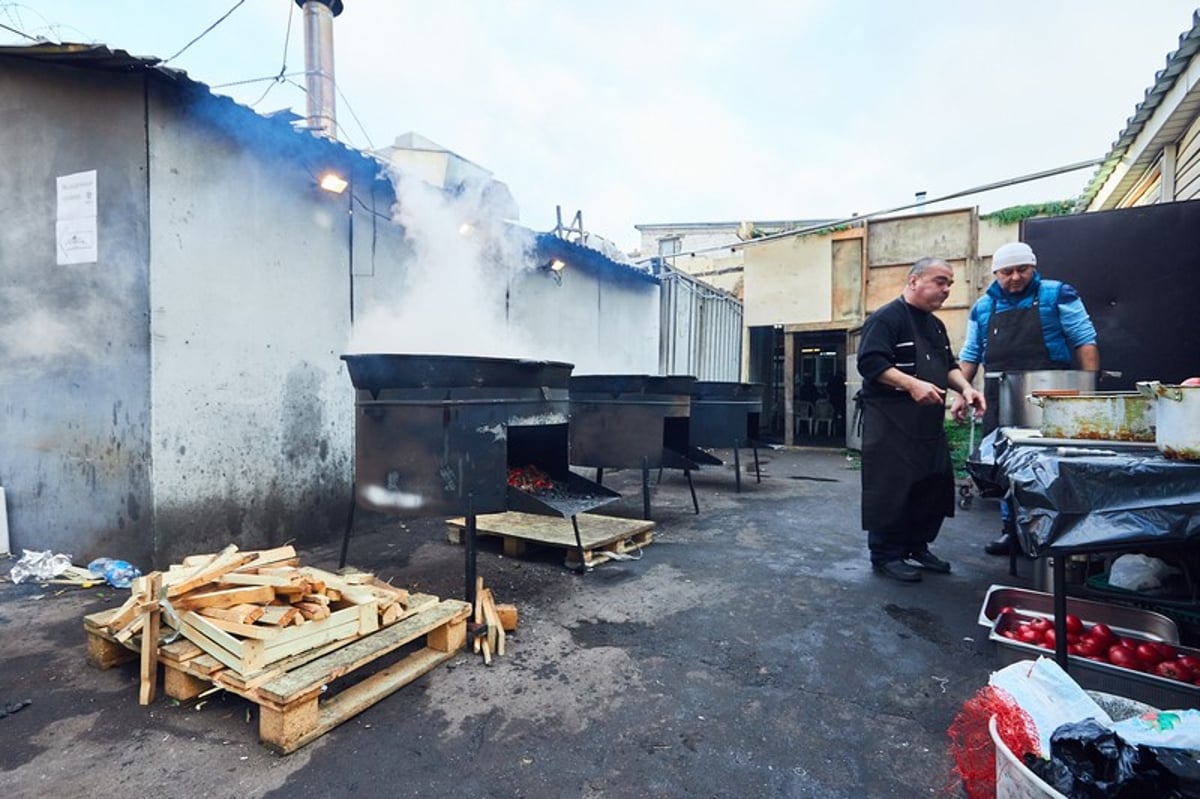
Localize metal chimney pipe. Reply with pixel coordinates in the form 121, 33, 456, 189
295, 0, 344, 139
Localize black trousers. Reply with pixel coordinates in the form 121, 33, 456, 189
868, 515, 944, 563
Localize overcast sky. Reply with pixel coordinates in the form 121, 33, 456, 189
3, 1, 1197, 251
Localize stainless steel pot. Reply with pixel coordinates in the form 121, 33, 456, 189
1028, 392, 1156, 441
993, 370, 1097, 428
1137, 381, 1200, 460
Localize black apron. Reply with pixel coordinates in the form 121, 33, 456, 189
861, 303, 955, 533
980, 293, 1066, 432
984, 295, 1059, 372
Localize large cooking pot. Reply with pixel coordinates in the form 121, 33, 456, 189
1137, 382, 1200, 460
1028, 392, 1155, 441
992, 370, 1097, 428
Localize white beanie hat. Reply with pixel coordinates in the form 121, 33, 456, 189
991, 241, 1037, 272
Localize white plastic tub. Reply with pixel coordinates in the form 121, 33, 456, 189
991, 716, 1066, 799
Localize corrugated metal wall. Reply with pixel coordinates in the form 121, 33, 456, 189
658, 267, 743, 380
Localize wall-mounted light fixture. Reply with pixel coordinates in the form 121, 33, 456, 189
319, 171, 349, 194
541, 258, 567, 285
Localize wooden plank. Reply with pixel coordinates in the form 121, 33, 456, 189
215, 572, 302, 588
236, 545, 298, 571
257, 605, 300, 626
257, 599, 469, 705
192, 614, 285, 641
175, 614, 254, 673
259, 618, 360, 669
263, 647, 456, 754
164, 545, 255, 597
139, 572, 163, 705
158, 638, 204, 664
447, 511, 655, 551
180, 610, 267, 672
173, 584, 275, 612
197, 604, 265, 624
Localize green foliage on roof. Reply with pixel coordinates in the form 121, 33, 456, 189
980, 200, 1076, 226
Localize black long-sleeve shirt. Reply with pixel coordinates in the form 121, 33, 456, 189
857, 298, 958, 399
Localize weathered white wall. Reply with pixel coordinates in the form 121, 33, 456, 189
145, 84, 362, 562
0, 61, 155, 564
507, 263, 660, 375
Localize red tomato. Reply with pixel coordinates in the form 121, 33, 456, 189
1031, 618, 1052, 633
1119, 637, 1140, 650
1064, 614, 1084, 634
1018, 628, 1042, 644
1155, 660, 1195, 682
1151, 642, 1178, 660
1001, 630, 1018, 640
997, 606, 1018, 618
1076, 637, 1105, 658
1136, 643, 1164, 665
1043, 629, 1058, 648
1067, 634, 1082, 645
1108, 645, 1141, 670
1068, 644, 1083, 656
1178, 655, 1200, 671
1091, 624, 1115, 643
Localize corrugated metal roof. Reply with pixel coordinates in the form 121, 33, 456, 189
1077, 11, 1200, 210
0, 41, 392, 180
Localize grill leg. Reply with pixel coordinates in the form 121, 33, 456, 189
595, 467, 604, 486
642, 457, 651, 520
733, 442, 742, 493
465, 512, 478, 608
752, 446, 761, 483
571, 515, 588, 574
686, 469, 699, 514
337, 482, 357, 570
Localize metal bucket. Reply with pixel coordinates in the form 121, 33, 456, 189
993, 370, 1097, 428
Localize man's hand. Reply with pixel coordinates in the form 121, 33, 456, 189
959, 387, 986, 420
950, 394, 968, 422
906, 379, 946, 406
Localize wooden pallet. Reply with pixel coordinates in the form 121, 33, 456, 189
447, 511, 655, 567
85, 596, 470, 753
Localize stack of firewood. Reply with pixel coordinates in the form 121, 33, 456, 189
93, 544, 419, 702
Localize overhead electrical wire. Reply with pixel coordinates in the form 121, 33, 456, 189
162, 0, 246, 64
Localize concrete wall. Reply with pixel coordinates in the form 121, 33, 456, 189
0, 61, 155, 564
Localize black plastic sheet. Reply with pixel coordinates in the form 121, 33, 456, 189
975, 431, 1200, 556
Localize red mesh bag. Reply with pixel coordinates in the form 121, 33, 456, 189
947, 685, 1040, 798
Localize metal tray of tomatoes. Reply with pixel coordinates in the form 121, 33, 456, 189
977, 584, 1179, 643
990, 610, 1200, 710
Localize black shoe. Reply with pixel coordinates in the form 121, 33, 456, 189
872, 560, 922, 582
984, 535, 1013, 556
906, 550, 951, 573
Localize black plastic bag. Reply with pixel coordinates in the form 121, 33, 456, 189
1024, 718, 1183, 798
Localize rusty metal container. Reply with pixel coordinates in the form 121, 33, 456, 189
1138, 382, 1200, 460
1030, 392, 1156, 442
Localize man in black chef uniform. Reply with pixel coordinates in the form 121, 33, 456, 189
857, 257, 986, 582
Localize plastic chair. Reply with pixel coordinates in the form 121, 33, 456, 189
813, 399, 835, 435
794, 401, 814, 436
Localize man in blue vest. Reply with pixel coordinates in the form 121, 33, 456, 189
951, 241, 1100, 555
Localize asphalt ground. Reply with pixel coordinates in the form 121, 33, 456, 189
0, 445, 1030, 798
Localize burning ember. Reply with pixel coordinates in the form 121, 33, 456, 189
508, 465, 557, 493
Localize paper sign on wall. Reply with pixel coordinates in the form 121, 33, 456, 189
56, 170, 98, 265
